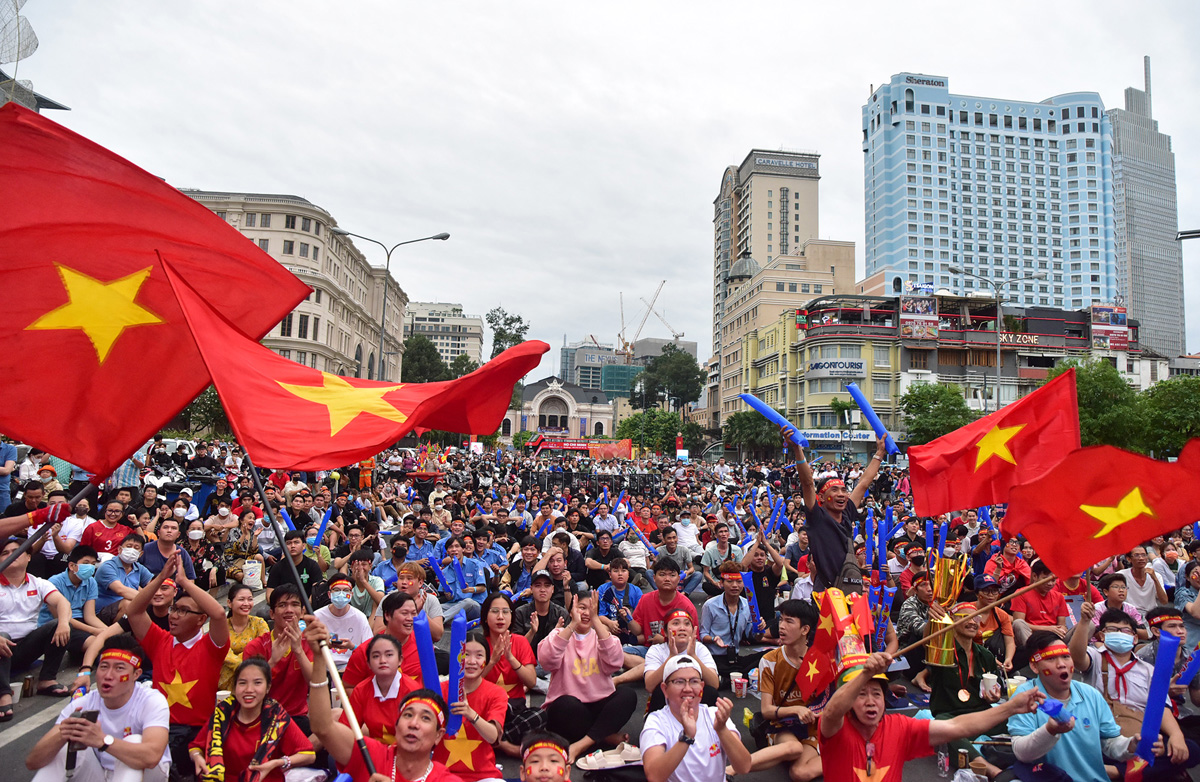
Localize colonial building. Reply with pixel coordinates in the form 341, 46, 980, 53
501, 377, 614, 441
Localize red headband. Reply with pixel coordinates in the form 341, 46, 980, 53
523, 740, 568, 763
161, 579, 176, 590
1030, 646, 1071, 664
666, 609, 693, 625
822, 479, 846, 493
405, 697, 445, 726
100, 649, 142, 668
1149, 613, 1182, 627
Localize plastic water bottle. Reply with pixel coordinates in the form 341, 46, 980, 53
1039, 700, 1074, 724
936, 744, 950, 777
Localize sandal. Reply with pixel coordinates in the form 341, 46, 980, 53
37, 683, 71, 698
0, 702, 12, 722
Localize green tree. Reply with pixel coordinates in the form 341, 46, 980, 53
1137, 375, 1200, 457
512, 430, 535, 449
722, 409, 786, 460
184, 385, 229, 435
485, 307, 530, 359
629, 344, 704, 411
510, 382, 524, 410
449, 353, 479, 379
401, 335, 450, 383
615, 409, 693, 454
1045, 358, 1145, 451
898, 382, 975, 446
829, 397, 858, 430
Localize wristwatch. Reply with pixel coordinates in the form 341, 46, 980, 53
97, 735, 115, 753
678, 731, 696, 746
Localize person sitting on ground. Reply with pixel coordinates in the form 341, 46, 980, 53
632, 556, 699, 647
643, 609, 719, 713
433, 630, 508, 781
1118, 544, 1168, 619
265, 530, 324, 605
38, 544, 106, 664
984, 535, 1032, 596
348, 548, 386, 617
699, 522, 742, 597
700, 561, 768, 689
518, 731, 572, 782
538, 591, 636, 763
972, 574, 1016, 671
594, 556, 644, 654
346, 591, 423, 686
340, 633, 420, 744
94, 533, 153, 624
243, 584, 314, 733
741, 530, 787, 639
315, 572, 373, 671
1093, 572, 1149, 640
479, 592, 542, 759
896, 571, 940, 675
0, 535, 74, 717
820, 651, 1042, 782
304, 616, 460, 782
503, 535, 542, 602
739, 599, 824, 781
189, 658, 315, 782
640, 654, 751, 782
1011, 561, 1069, 646
1008, 631, 1149, 782
1139, 605, 1200, 743
512, 570, 569, 664
220, 583, 270, 692
25, 636, 171, 782
438, 535, 486, 622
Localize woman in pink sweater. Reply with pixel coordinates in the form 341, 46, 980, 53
538, 591, 637, 762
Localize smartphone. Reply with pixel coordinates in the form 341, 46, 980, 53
69, 709, 99, 752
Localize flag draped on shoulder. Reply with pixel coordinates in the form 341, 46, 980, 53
162, 259, 547, 470
0, 103, 309, 476
908, 369, 1080, 517
1001, 440, 1200, 578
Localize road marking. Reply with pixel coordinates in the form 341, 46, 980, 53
0, 698, 63, 749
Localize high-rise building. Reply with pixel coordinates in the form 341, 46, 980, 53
863, 73, 1118, 310
403, 302, 485, 366
1109, 57, 1184, 357
183, 190, 407, 381
559, 339, 618, 390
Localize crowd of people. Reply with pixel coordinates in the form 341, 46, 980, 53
0, 433, 1195, 782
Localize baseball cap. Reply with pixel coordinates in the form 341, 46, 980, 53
836, 663, 889, 688
531, 569, 554, 584
973, 574, 999, 591
179, 487, 193, 496
661, 654, 702, 682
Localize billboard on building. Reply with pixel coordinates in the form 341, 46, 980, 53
899, 296, 938, 339
1090, 305, 1129, 350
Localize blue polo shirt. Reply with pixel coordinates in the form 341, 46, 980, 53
95, 558, 153, 610
406, 540, 438, 564
39, 570, 97, 624
372, 557, 408, 586
441, 557, 486, 602
1007, 679, 1122, 782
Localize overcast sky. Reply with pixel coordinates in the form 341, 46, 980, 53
22, 0, 1200, 378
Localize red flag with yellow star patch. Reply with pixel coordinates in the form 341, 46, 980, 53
1001, 440, 1200, 577
162, 259, 547, 469
796, 589, 855, 701
908, 369, 1080, 517
0, 103, 309, 477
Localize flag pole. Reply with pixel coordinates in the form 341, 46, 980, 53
0, 480, 99, 572
243, 454, 378, 777
893, 573, 1056, 659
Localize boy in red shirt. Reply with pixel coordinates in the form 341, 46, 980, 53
632, 557, 698, 645
243, 584, 315, 729
1011, 561, 1068, 646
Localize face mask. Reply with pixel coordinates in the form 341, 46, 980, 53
910, 555, 925, 568
118, 547, 140, 564
188, 530, 205, 541
681, 517, 692, 526
173, 507, 186, 518
76, 563, 96, 580
1165, 551, 1179, 564
306, 537, 318, 547
217, 507, 230, 517
329, 592, 352, 608
1103, 632, 1135, 654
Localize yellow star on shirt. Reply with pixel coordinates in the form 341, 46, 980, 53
499, 677, 519, 694
974, 424, 1026, 470
854, 763, 891, 782
159, 671, 197, 708
277, 373, 408, 436
26, 264, 164, 363
441, 731, 482, 769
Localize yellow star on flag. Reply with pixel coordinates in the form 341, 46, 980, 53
26, 264, 164, 363
277, 373, 408, 436
854, 763, 891, 782
974, 424, 1026, 470
817, 612, 834, 635
804, 660, 821, 681
159, 671, 197, 708
441, 731, 482, 769
1080, 487, 1155, 539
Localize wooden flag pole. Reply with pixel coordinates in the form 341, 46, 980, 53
893, 573, 1057, 659
244, 455, 378, 777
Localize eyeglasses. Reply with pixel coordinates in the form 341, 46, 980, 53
1100, 626, 1136, 636
167, 605, 206, 617
488, 607, 512, 615
667, 677, 702, 688
105, 509, 124, 515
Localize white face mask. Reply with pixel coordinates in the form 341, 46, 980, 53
217, 507, 230, 517
188, 530, 205, 541
174, 507, 187, 518
118, 547, 140, 564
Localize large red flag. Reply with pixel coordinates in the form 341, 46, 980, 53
162, 260, 546, 469
0, 103, 309, 477
1001, 440, 1200, 577
909, 370, 1080, 516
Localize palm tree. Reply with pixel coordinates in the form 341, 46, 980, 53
723, 410, 787, 461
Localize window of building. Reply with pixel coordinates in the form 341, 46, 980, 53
283, 240, 294, 255
297, 351, 306, 365
819, 345, 838, 359
279, 313, 293, 337
873, 379, 891, 401
788, 283, 797, 292
814, 284, 822, 293
314, 289, 322, 304
285, 215, 297, 229
260, 214, 271, 228
215, 211, 226, 220
312, 316, 320, 342
258, 238, 269, 251
278, 349, 290, 360
874, 346, 890, 366
301, 217, 312, 232
840, 345, 861, 358
910, 350, 930, 370
299, 242, 309, 258
298, 314, 308, 340
245, 213, 257, 228
312, 248, 319, 262
776, 282, 784, 291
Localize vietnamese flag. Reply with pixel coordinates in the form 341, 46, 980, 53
909, 369, 1080, 516
0, 103, 309, 477
1001, 440, 1200, 577
796, 589, 854, 701
162, 259, 547, 469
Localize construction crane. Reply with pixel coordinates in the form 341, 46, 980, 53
617, 281, 665, 363
641, 298, 684, 340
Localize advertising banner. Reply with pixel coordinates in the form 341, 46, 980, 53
899, 296, 938, 339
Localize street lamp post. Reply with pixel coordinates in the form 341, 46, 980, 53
948, 266, 1048, 412
330, 228, 450, 381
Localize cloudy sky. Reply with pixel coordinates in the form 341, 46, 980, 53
21, 0, 1200, 377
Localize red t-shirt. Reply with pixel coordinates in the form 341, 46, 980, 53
340, 673, 421, 743
1011, 589, 1068, 627
190, 712, 313, 782
242, 632, 315, 716
141, 623, 230, 726
80, 521, 130, 556
818, 713, 932, 782
482, 634, 535, 701
343, 633, 423, 689
632, 591, 699, 641
433, 679, 507, 782
268, 473, 290, 491
1054, 579, 1103, 603
341, 737, 463, 782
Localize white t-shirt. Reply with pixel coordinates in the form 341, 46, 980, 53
672, 522, 701, 550
0, 573, 58, 639
315, 604, 374, 669
641, 704, 735, 782
29, 513, 89, 559
644, 641, 717, 678
57, 683, 171, 773
1117, 568, 1162, 616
